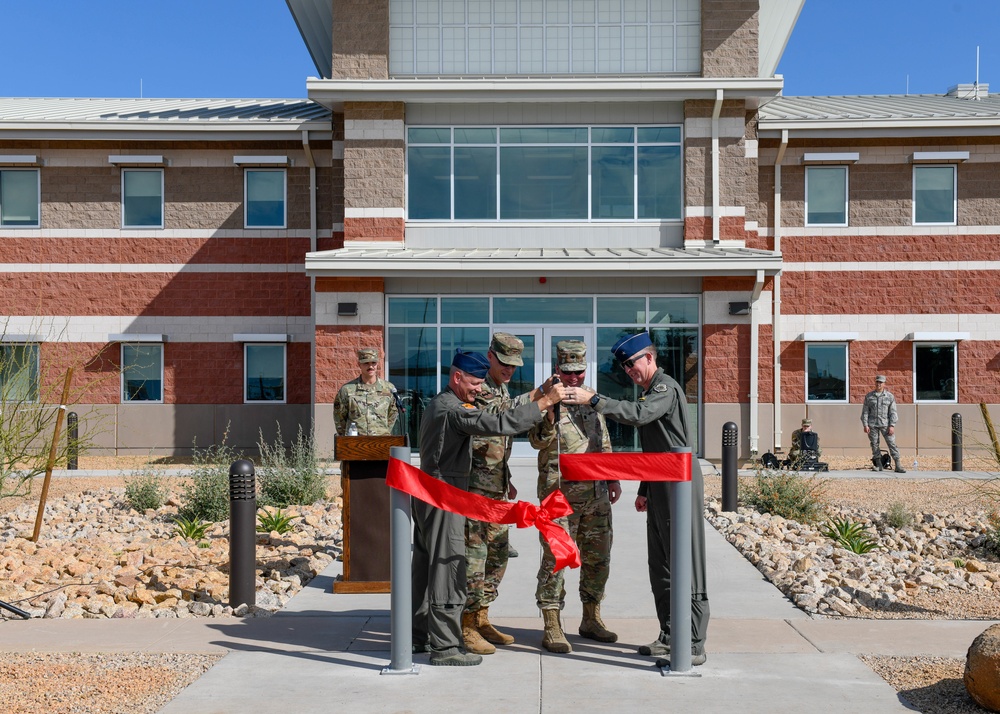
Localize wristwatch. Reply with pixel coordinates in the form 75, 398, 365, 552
589, 393, 601, 407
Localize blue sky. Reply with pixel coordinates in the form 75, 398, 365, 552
2, 1, 998, 99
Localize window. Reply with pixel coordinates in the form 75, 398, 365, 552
806, 343, 848, 402
0, 169, 40, 227
389, 0, 701, 75
245, 170, 286, 228
245, 344, 285, 402
0, 343, 40, 402
407, 126, 682, 221
913, 165, 956, 225
121, 343, 163, 402
805, 166, 848, 226
122, 169, 163, 228
914, 343, 957, 402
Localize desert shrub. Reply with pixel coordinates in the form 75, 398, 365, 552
257, 508, 298, 534
124, 467, 167, 512
821, 516, 879, 554
257, 424, 325, 508
177, 430, 242, 523
985, 511, 1000, 557
884, 500, 915, 529
172, 515, 210, 542
742, 470, 828, 523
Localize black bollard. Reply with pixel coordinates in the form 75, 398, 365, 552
66, 412, 78, 470
229, 459, 257, 609
722, 422, 738, 512
952, 413, 963, 472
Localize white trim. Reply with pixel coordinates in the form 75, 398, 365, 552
233, 333, 289, 343
0, 155, 39, 166
908, 332, 970, 341
345, 207, 405, 218
1, 263, 305, 273
800, 332, 859, 341
782, 260, 1000, 272
108, 155, 165, 165
911, 151, 969, 163
0, 334, 43, 342
109, 334, 164, 343
233, 155, 289, 166
802, 152, 859, 164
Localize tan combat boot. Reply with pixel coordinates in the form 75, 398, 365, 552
462, 610, 496, 655
476, 607, 515, 646
541, 609, 572, 653
579, 602, 618, 643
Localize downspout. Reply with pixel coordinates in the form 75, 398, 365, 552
749, 269, 764, 455
712, 89, 723, 243
773, 129, 788, 453
302, 130, 318, 435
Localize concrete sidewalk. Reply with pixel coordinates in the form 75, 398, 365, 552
1, 466, 996, 713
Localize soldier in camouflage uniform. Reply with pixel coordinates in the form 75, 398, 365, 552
861, 374, 906, 473
462, 332, 536, 655
528, 340, 621, 653
333, 347, 399, 436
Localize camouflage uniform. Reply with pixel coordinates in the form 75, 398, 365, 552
333, 348, 398, 436
528, 401, 613, 609
861, 377, 902, 468
464, 333, 532, 613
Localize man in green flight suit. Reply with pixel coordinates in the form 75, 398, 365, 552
333, 347, 398, 436
562, 331, 709, 666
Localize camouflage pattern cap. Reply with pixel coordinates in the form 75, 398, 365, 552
556, 340, 587, 372
490, 332, 524, 366
801, 418, 812, 427
357, 348, 379, 363
875, 375, 887, 383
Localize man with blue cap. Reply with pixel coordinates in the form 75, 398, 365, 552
413, 348, 566, 666
562, 331, 710, 666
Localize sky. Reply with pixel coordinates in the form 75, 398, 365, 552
1, 1, 999, 100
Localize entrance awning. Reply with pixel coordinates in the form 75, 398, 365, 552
305, 246, 782, 278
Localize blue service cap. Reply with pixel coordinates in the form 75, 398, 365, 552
452, 349, 490, 378
611, 332, 652, 364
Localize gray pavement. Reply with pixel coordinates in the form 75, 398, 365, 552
2, 464, 997, 713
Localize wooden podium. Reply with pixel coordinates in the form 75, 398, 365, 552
333, 434, 407, 594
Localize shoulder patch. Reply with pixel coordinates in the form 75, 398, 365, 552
652, 384, 668, 393
462, 403, 477, 410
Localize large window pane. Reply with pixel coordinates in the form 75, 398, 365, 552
637, 146, 682, 219
806, 344, 848, 402
597, 297, 646, 324
915, 343, 957, 402
440, 327, 490, 380
441, 297, 489, 323
122, 170, 163, 228
494, 297, 593, 324
500, 146, 587, 219
389, 297, 437, 323
122, 344, 163, 402
388, 325, 439, 446
650, 327, 699, 444
649, 297, 699, 325
592, 146, 634, 218
0, 344, 39, 402
454, 147, 496, 219
245, 344, 285, 402
914, 166, 956, 224
596, 327, 641, 451
0, 170, 39, 227
246, 170, 286, 228
408, 146, 451, 219
806, 166, 848, 226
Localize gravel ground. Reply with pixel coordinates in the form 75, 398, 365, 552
2, 457, 999, 713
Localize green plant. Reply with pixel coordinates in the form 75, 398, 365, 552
742, 470, 828, 523
177, 426, 243, 522
821, 516, 879, 554
172, 515, 211, 541
257, 424, 325, 508
884, 500, 915, 529
124, 467, 167, 511
984, 511, 1000, 557
952, 557, 967, 568
256, 508, 298, 534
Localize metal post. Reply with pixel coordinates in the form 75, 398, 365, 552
662, 447, 698, 677
229, 459, 256, 610
952, 413, 963, 472
382, 445, 419, 675
66, 412, 78, 470
721, 421, 738, 511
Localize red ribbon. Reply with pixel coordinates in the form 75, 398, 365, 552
559, 451, 692, 482
386, 458, 582, 571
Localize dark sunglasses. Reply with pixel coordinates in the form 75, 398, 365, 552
623, 353, 649, 370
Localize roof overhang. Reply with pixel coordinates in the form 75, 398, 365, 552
305, 246, 783, 278
307, 77, 785, 112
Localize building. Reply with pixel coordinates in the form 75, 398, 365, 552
2, 1, 997, 463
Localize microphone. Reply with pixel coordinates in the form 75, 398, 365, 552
390, 383, 404, 412
551, 375, 561, 422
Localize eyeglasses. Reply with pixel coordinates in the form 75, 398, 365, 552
623, 353, 649, 370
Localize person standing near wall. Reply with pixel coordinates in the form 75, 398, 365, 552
861, 374, 906, 473
333, 347, 398, 436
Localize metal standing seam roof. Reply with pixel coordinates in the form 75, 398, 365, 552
0, 97, 331, 125
759, 93, 1000, 124
305, 246, 782, 276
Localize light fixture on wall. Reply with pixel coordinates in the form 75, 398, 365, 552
728, 302, 750, 316
337, 302, 358, 317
